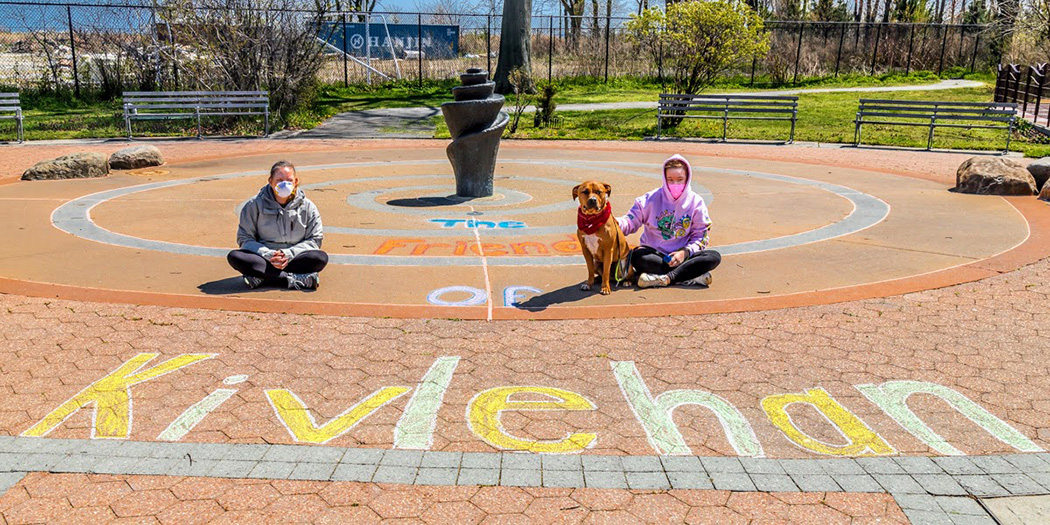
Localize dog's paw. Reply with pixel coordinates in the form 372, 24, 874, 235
580, 283, 591, 291
600, 286, 612, 295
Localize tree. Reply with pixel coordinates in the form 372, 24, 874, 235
812, 0, 851, 21
893, 0, 931, 22
161, 0, 332, 121
560, 0, 586, 48
962, 0, 990, 24
494, 0, 534, 94
626, 1, 769, 97
991, 0, 1021, 60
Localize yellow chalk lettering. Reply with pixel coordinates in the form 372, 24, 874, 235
468, 386, 597, 453
266, 387, 410, 444
762, 387, 895, 456
23, 353, 216, 439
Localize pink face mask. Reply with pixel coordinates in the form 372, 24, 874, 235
668, 183, 687, 199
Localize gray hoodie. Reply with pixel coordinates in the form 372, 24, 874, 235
237, 184, 324, 261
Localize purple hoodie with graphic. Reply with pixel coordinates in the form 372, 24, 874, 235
616, 154, 712, 256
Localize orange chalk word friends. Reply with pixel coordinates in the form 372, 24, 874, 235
374, 236, 581, 256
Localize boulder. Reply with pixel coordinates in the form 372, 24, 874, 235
955, 157, 1036, 196
109, 145, 164, 170
1040, 179, 1050, 202
21, 152, 108, 181
1027, 157, 1050, 190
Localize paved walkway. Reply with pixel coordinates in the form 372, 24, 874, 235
1, 137, 1048, 523
0, 241, 1047, 522
292, 79, 985, 139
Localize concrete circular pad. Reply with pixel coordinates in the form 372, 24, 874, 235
1, 143, 1046, 319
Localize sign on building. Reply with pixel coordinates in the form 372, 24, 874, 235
322, 22, 459, 59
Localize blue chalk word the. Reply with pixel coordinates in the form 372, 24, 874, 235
429, 219, 526, 229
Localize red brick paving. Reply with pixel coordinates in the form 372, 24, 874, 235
0, 473, 908, 524
2, 253, 1049, 457
0, 139, 1047, 521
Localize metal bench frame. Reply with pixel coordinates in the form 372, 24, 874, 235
123, 91, 270, 139
657, 94, 799, 143
854, 99, 1018, 153
0, 93, 24, 143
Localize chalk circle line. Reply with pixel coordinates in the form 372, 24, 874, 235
51, 159, 889, 267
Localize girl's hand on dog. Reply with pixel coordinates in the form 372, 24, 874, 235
668, 250, 687, 267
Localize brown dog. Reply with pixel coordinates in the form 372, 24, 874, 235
573, 180, 634, 295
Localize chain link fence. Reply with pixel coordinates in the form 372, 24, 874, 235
0, 2, 996, 94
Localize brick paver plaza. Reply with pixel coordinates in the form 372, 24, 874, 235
0, 139, 1048, 523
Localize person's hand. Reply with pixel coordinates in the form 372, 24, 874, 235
270, 250, 289, 270
668, 250, 687, 267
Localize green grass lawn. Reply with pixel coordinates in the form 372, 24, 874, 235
3, 69, 1046, 159
434, 85, 1050, 158
0, 91, 270, 141
291, 70, 981, 129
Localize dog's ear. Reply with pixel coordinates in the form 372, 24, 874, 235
572, 184, 581, 201
603, 183, 612, 196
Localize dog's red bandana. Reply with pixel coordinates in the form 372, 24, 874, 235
578, 203, 612, 235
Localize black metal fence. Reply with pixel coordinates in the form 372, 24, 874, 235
995, 63, 1049, 129
0, 2, 996, 94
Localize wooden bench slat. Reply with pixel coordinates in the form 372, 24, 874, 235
859, 104, 1016, 112
660, 101, 798, 108
661, 108, 796, 115
860, 98, 1017, 106
660, 94, 798, 101
858, 111, 1014, 119
123, 91, 267, 96
859, 109, 1015, 115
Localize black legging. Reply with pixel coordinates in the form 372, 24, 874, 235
631, 246, 721, 284
227, 249, 329, 282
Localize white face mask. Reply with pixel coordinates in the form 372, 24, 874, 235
274, 180, 294, 198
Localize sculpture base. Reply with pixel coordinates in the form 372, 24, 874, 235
447, 112, 509, 198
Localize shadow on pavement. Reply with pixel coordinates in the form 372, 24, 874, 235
515, 283, 618, 311
198, 277, 315, 295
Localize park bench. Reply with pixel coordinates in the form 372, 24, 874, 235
0, 92, 24, 143
854, 99, 1018, 153
657, 93, 798, 143
122, 91, 270, 139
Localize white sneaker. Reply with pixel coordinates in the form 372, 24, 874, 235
637, 273, 670, 288
697, 272, 713, 287
287, 272, 319, 290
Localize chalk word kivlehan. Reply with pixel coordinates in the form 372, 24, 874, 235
21, 354, 1043, 457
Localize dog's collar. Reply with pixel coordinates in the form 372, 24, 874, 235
578, 203, 612, 235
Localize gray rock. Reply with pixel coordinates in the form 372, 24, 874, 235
955, 157, 1036, 196
109, 145, 164, 170
22, 152, 108, 181
1028, 157, 1050, 190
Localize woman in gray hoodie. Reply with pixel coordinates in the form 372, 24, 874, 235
227, 161, 327, 290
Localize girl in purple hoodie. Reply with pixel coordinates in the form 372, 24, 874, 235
616, 154, 721, 288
